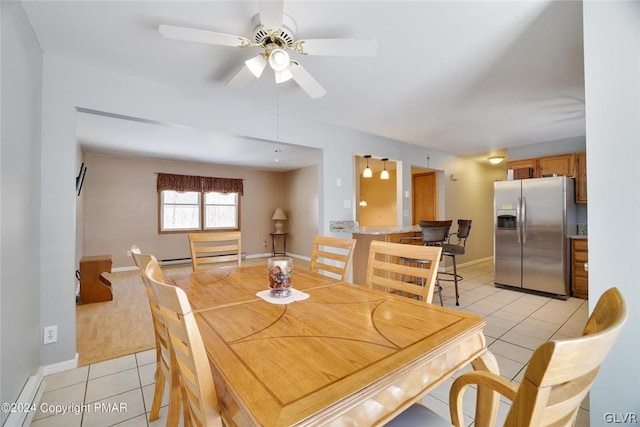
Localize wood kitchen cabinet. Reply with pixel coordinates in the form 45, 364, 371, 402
505, 159, 536, 179
576, 152, 588, 203
571, 239, 588, 299
506, 153, 577, 179
507, 152, 586, 203
537, 153, 576, 177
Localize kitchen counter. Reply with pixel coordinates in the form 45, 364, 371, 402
568, 235, 588, 240
336, 224, 421, 235
331, 223, 422, 285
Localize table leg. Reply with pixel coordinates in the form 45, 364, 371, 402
470, 350, 500, 427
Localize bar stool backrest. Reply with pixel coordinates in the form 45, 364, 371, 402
418, 220, 453, 246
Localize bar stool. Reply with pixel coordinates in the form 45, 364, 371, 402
399, 220, 452, 306
440, 219, 472, 306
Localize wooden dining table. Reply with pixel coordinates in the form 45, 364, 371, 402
168, 264, 499, 426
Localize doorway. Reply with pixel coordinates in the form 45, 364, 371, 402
356, 155, 397, 226
412, 171, 437, 223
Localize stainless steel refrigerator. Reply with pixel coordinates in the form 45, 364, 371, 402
494, 176, 576, 298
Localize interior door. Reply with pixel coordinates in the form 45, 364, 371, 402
412, 172, 436, 223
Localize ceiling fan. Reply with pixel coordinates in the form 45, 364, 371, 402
158, 1, 377, 99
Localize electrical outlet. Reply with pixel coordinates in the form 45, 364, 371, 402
127, 250, 132, 257
263, 241, 267, 248
43, 326, 57, 344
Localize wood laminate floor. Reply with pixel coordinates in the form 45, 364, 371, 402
76, 257, 309, 366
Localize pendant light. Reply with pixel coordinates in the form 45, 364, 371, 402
380, 158, 390, 180
363, 155, 372, 178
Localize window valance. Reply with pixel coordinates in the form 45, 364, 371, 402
157, 173, 243, 195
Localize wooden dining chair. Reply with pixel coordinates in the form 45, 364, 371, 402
188, 231, 242, 271
365, 240, 442, 303
310, 235, 357, 281
145, 260, 224, 427
389, 287, 628, 427
130, 246, 185, 427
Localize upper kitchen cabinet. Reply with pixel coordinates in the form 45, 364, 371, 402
506, 159, 536, 179
507, 153, 577, 179
537, 153, 576, 177
506, 152, 587, 203
576, 152, 587, 203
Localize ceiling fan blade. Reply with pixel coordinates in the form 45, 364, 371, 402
288, 63, 327, 99
225, 65, 256, 88
294, 38, 378, 56
259, 1, 284, 32
159, 24, 251, 48
275, 68, 293, 84
245, 54, 268, 78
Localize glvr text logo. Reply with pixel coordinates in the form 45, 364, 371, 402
604, 413, 639, 424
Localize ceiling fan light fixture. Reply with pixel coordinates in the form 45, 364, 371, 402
363, 155, 373, 178
488, 156, 505, 165
269, 48, 290, 71
380, 158, 389, 180
245, 54, 267, 78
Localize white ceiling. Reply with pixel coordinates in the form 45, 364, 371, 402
22, 0, 585, 170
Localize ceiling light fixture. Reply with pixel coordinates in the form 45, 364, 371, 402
246, 54, 268, 78
380, 158, 390, 180
268, 48, 290, 72
363, 155, 372, 178
488, 156, 505, 165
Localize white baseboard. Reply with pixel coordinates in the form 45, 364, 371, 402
42, 352, 79, 376
111, 265, 138, 272
285, 253, 311, 262
3, 368, 45, 427
443, 256, 493, 272
245, 253, 311, 262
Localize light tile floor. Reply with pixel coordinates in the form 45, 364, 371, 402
31, 260, 590, 426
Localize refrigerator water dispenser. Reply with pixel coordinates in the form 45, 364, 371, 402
497, 212, 517, 230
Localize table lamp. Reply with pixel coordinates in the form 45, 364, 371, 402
272, 208, 287, 233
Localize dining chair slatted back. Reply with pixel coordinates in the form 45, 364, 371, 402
450, 287, 626, 427
365, 240, 442, 303
310, 235, 357, 281
130, 246, 185, 426
188, 231, 242, 271
145, 260, 223, 427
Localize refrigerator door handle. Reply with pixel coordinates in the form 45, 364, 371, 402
516, 197, 522, 243
522, 196, 527, 243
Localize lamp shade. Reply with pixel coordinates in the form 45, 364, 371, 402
272, 208, 287, 221
363, 155, 373, 178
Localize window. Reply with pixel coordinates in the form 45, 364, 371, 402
157, 173, 243, 233
204, 192, 238, 229
160, 190, 240, 232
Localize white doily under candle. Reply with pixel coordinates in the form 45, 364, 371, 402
256, 288, 309, 305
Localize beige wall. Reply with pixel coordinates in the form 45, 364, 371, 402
82, 153, 290, 267
283, 165, 318, 257
443, 157, 504, 265
358, 170, 398, 226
